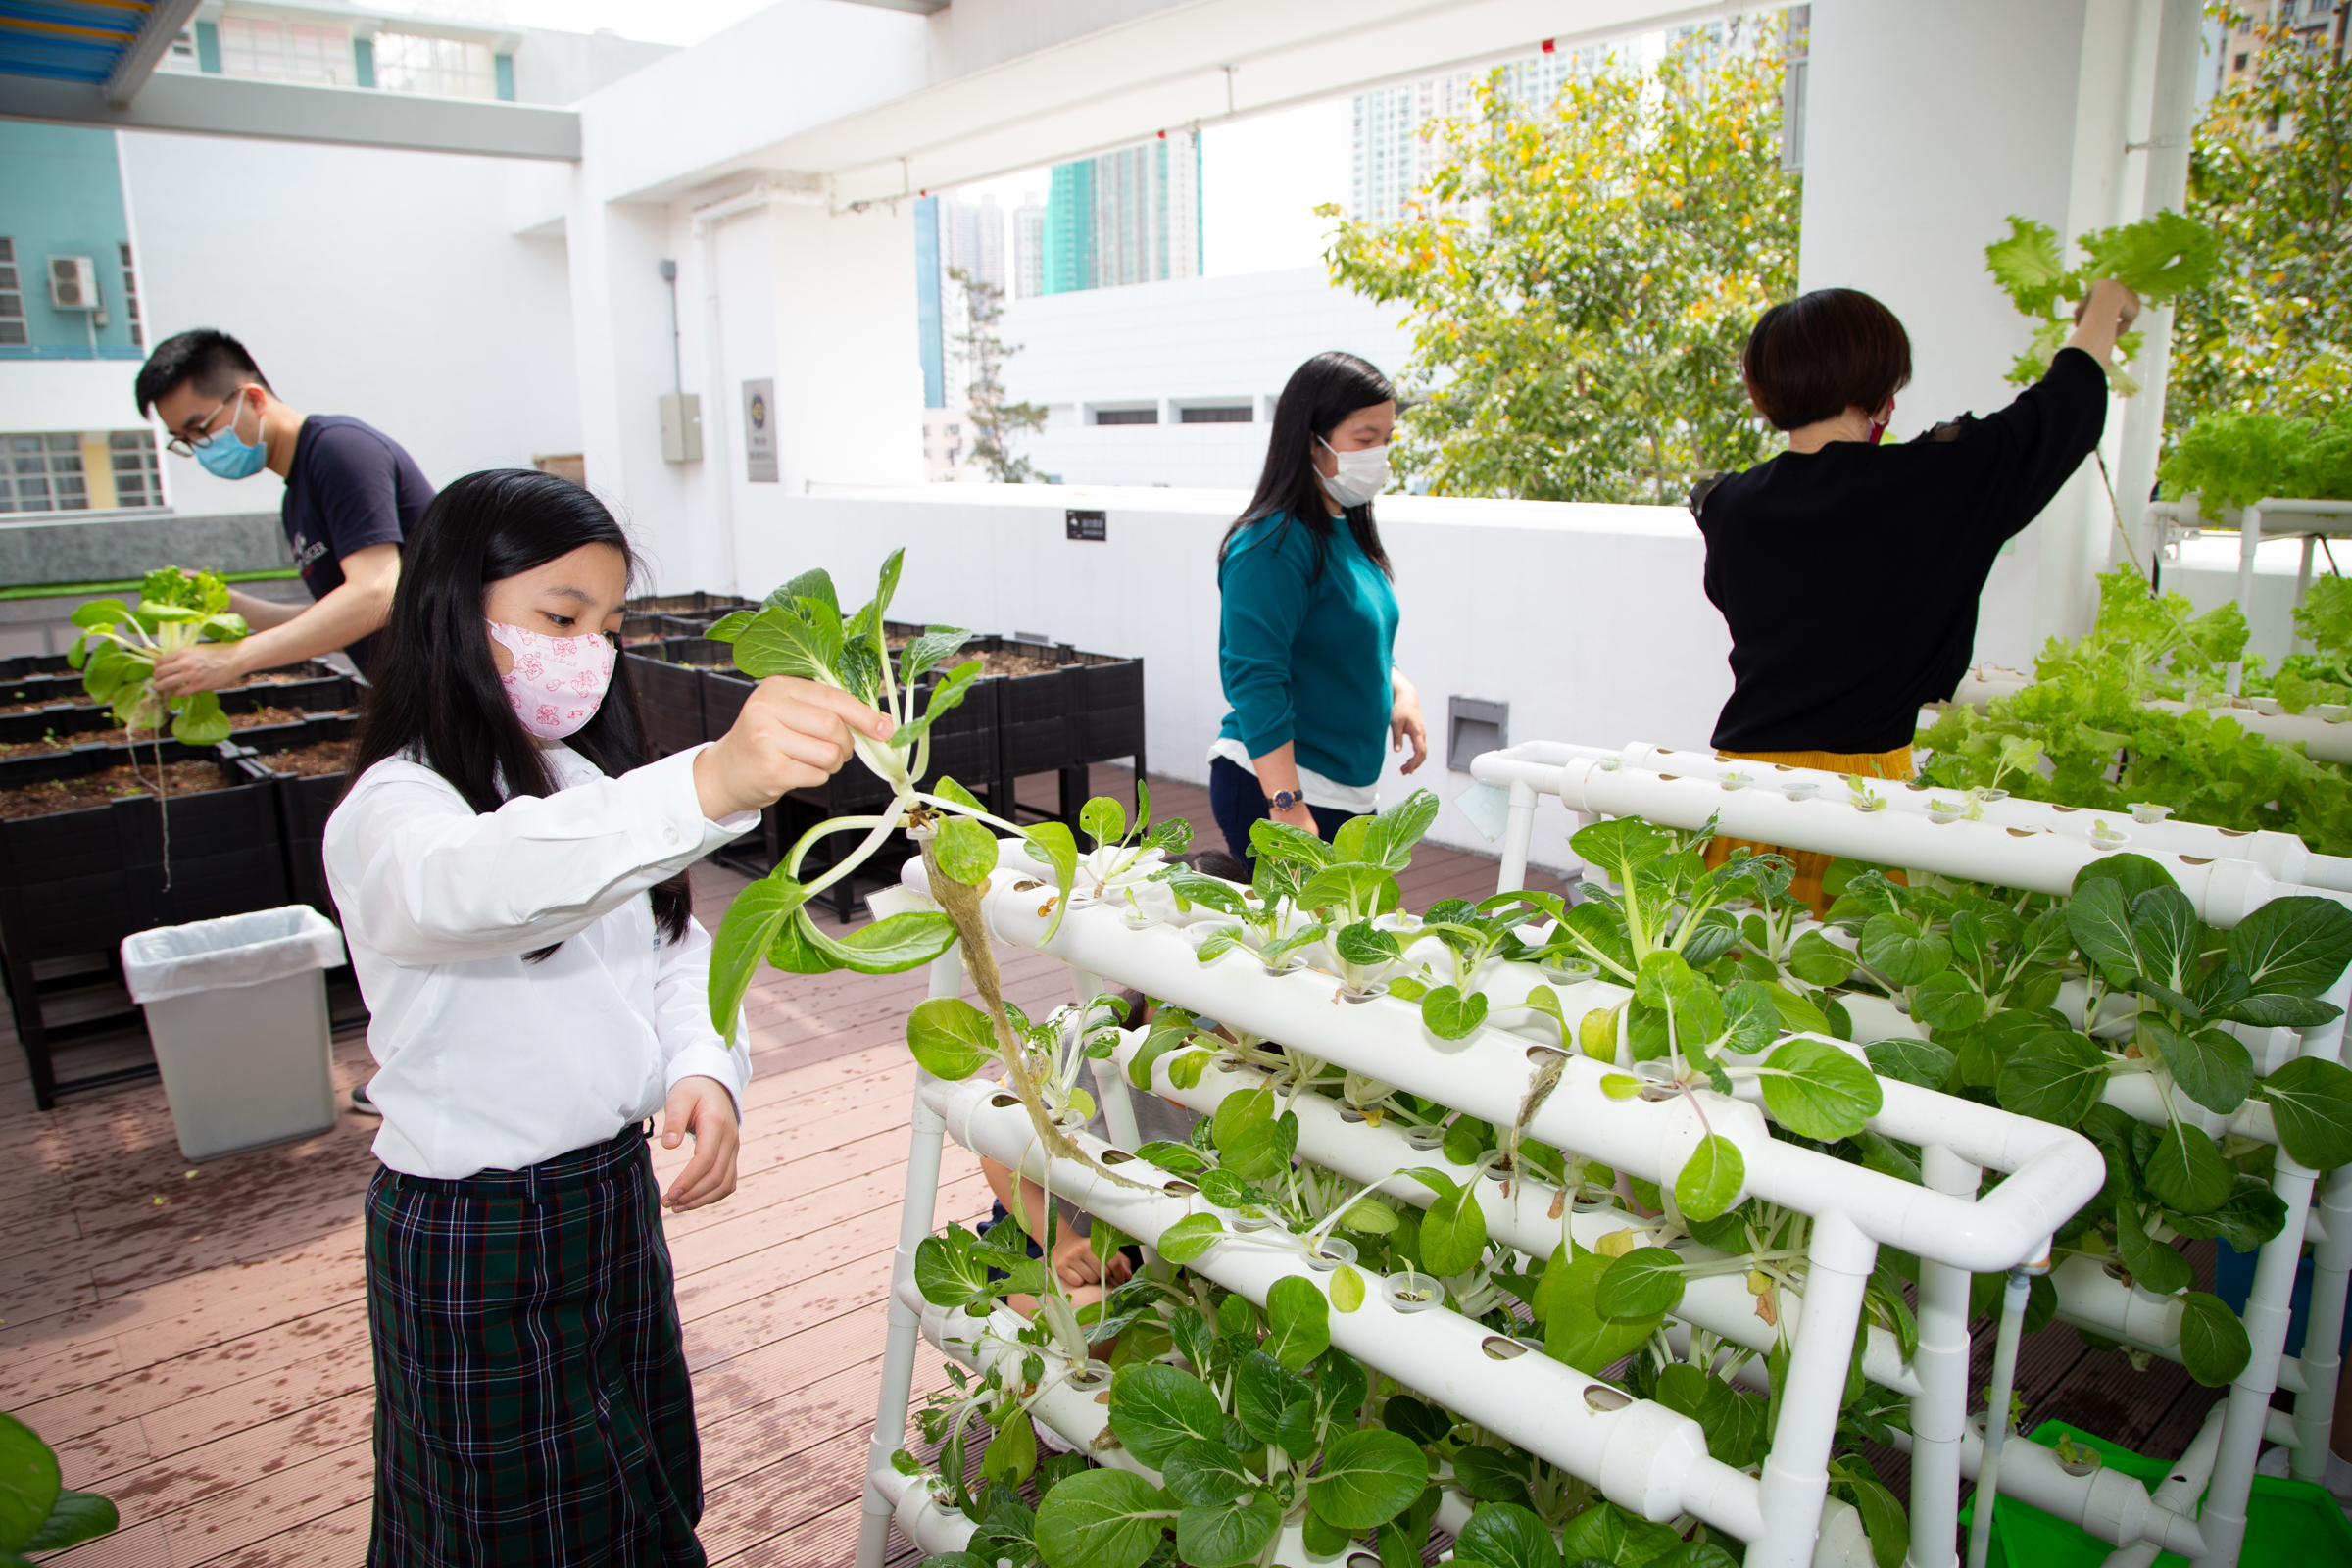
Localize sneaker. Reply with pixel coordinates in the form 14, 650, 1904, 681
350, 1081, 381, 1117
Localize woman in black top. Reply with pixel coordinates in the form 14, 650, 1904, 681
1694, 279, 2140, 907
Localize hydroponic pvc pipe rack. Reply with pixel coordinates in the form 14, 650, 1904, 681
1467, 738, 2352, 1567
852, 842, 2132, 1568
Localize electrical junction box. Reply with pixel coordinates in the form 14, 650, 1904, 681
659, 393, 702, 463
1446, 696, 1508, 772
47, 255, 97, 310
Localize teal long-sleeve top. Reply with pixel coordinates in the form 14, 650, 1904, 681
1216, 513, 1399, 789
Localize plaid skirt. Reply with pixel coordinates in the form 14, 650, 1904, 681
366, 1126, 705, 1568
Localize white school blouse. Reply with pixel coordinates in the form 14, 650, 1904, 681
324, 743, 758, 1180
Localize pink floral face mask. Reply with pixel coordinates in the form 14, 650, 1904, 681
485, 621, 614, 740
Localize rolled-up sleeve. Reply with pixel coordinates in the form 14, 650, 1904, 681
652, 914, 753, 1117
1218, 525, 1316, 759
326, 746, 756, 966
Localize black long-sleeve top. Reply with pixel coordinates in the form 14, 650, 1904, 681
1695, 346, 2109, 755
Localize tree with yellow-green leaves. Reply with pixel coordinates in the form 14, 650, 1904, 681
1322, 21, 1801, 505
2167, 14, 2352, 431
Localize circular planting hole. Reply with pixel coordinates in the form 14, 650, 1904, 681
1338, 1106, 1367, 1124
988, 1092, 1021, 1109
1583, 1387, 1634, 1413
1526, 1045, 1568, 1064
1100, 1149, 1136, 1164
1481, 1336, 1530, 1361
1162, 1180, 1200, 1197
1404, 1126, 1446, 1152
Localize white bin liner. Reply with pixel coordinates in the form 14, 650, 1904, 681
122, 905, 346, 1004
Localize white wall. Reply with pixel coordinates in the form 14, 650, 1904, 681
1001, 268, 1413, 489
730, 486, 1732, 875
1799, 0, 2174, 670
119, 130, 581, 514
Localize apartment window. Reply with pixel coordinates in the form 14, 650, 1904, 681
0, 240, 24, 347
373, 32, 497, 99
218, 17, 351, 84
110, 431, 163, 509
1179, 405, 1253, 424
1092, 408, 1158, 426
2, 435, 88, 514
118, 242, 142, 349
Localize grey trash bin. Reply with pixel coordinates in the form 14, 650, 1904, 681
122, 905, 348, 1162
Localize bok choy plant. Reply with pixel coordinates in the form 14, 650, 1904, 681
702, 552, 1171, 1192
65, 567, 250, 745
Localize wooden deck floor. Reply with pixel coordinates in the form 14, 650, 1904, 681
0, 764, 2216, 1565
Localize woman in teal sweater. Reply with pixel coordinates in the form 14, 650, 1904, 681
1210, 351, 1428, 862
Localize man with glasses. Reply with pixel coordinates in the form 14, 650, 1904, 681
134, 328, 430, 691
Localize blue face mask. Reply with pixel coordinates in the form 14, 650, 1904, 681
195, 392, 268, 480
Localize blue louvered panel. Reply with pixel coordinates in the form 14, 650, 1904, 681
0, 0, 148, 85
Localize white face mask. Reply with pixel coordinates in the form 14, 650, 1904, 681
1316, 435, 1391, 508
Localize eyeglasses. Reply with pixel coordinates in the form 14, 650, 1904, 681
163, 389, 243, 458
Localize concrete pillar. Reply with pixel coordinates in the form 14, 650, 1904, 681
1799, 0, 2176, 668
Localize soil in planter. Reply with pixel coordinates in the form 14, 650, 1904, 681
254, 738, 357, 777
0, 706, 317, 759
0, 760, 238, 820
882, 637, 1068, 677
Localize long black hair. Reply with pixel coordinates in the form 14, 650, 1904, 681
1218, 351, 1396, 582
345, 468, 692, 950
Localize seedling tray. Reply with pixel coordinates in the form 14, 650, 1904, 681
1959, 1422, 2352, 1568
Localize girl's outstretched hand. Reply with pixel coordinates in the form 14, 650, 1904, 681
660, 1074, 741, 1212
694, 675, 893, 819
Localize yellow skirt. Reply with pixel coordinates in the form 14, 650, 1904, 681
1700, 745, 1914, 917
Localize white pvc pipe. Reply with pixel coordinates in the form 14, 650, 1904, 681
1593, 741, 2317, 884
1109, 1035, 1925, 1397
2096, 1405, 2228, 1568
2294, 1162, 2352, 1484
1496, 777, 1538, 893
1908, 1144, 1979, 1568
1879, 1422, 2207, 1559
854, 952, 963, 1568
923, 1072, 1772, 1545
927, 878, 2107, 1277
1756, 1210, 1879, 1568
1468, 753, 2308, 928
1964, 1271, 2033, 1568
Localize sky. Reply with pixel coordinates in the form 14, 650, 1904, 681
955, 95, 1355, 279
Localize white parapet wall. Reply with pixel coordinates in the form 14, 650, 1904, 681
731, 483, 1735, 873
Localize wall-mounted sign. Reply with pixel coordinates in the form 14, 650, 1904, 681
1066, 510, 1106, 542
742, 378, 777, 483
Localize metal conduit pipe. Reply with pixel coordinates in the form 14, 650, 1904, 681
920, 1073, 1772, 1546
917, 875, 2108, 1277
1106, 1035, 1925, 1397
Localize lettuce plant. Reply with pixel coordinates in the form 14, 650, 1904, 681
64, 566, 250, 745
1984, 209, 2218, 393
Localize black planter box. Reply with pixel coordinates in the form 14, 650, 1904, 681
0, 703, 116, 748
230, 714, 361, 923
0, 749, 291, 1108
624, 591, 756, 616
622, 647, 707, 759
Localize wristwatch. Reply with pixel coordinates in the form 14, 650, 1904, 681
1271, 790, 1298, 813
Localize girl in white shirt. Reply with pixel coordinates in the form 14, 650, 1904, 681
324, 468, 888, 1568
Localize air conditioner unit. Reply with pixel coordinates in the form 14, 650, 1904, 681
48, 256, 99, 311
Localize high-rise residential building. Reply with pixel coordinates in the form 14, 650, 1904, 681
2218, 0, 2346, 93
940, 194, 1007, 296
1350, 34, 1709, 222
1012, 197, 1046, 299
1038, 131, 1202, 296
